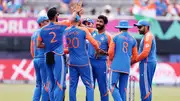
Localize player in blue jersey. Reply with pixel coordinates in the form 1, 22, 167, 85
64, 15, 107, 101
30, 16, 49, 101
133, 20, 157, 101
83, 15, 111, 101
82, 17, 94, 28
37, 7, 80, 101
108, 20, 138, 101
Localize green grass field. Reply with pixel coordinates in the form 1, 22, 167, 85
0, 84, 180, 101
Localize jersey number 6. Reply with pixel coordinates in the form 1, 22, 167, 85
122, 42, 128, 53
49, 32, 57, 43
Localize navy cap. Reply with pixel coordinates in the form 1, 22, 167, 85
115, 20, 133, 29
37, 16, 49, 24
134, 19, 150, 26
82, 18, 94, 25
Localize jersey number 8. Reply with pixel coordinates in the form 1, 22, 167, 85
122, 42, 128, 53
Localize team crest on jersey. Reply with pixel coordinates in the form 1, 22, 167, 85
101, 36, 104, 41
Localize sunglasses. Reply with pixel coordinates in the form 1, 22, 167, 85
137, 26, 143, 29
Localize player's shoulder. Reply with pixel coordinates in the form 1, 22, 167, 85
32, 29, 41, 38
112, 33, 120, 39
77, 26, 89, 32
144, 31, 154, 41
127, 32, 136, 41
104, 31, 112, 37
54, 20, 71, 26
65, 26, 72, 31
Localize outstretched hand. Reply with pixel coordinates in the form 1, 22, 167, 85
70, 0, 83, 13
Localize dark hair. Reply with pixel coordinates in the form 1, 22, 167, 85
119, 28, 128, 31
98, 15, 108, 24
47, 7, 58, 20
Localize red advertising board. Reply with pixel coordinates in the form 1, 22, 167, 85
0, 59, 180, 84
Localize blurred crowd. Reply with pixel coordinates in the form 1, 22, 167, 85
131, 0, 180, 17
0, 0, 180, 18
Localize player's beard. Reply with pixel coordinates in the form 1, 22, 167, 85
139, 28, 146, 35
96, 24, 105, 30
139, 30, 145, 35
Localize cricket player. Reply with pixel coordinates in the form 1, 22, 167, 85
82, 17, 94, 28
84, 15, 111, 101
108, 20, 138, 101
64, 15, 106, 101
134, 19, 157, 101
30, 16, 49, 101
37, 7, 79, 101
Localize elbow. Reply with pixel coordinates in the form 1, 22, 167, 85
37, 42, 44, 48
37, 44, 41, 48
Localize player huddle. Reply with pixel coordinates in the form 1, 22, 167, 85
30, 5, 157, 101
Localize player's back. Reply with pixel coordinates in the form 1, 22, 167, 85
65, 26, 89, 66
139, 32, 157, 63
31, 29, 45, 58
40, 22, 67, 54
111, 32, 136, 73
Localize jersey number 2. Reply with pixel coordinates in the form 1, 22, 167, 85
122, 42, 128, 53
49, 32, 57, 43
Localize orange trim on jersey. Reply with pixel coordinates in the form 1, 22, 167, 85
77, 27, 99, 50
37, 35, 42, 41
104, 91, 109, 96
44, 84, 48, 92
64, 48, 69, 54
108, 41, 115, 61
30, 40, 34, 58
57, 81, 63, 91
144, 92, 151, 99
54, 20, 71, 27
105, 32, 112, 47
136, 32, 153, 62
131, 46, 138, 63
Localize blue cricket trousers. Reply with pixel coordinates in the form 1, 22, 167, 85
46, 54, 66, 101
109, 71, 129, 101
139, 62, 156, 101
69, 65, 94, 101
33, 58, 49, 101
90, 58, 109, 101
